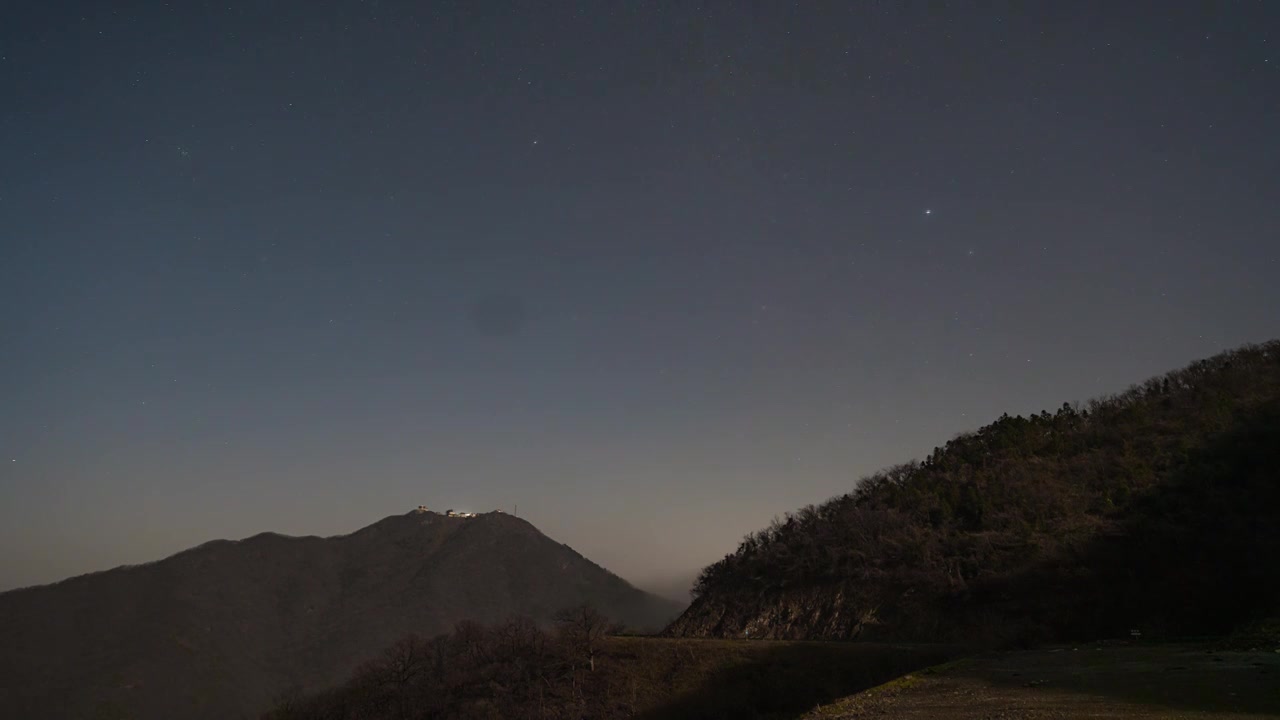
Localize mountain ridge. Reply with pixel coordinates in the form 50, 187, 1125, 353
0, 511, 553, 594
0, 509, 681, 720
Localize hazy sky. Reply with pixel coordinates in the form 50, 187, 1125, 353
2, 1, 1278, 597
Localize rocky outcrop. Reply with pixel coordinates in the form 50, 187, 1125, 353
667, 586, 882, 640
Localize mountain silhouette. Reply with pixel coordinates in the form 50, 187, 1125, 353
0, 509, 681, 720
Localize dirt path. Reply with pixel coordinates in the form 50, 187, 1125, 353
805, 644, 1280, 719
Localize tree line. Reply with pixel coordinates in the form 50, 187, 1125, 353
266, 605, 620, 720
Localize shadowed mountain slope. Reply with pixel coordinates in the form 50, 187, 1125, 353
668, 341, 1280, 645
0, 510, 681, 720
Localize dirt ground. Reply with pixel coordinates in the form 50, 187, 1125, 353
804, 644, 1280, 719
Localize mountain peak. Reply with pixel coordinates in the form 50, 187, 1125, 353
0, 509, 683, 720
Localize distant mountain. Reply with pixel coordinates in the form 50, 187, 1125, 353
0, 510, 682, 720
668, 341, 1280, 645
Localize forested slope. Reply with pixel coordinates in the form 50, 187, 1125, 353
669, 341, 1280, 644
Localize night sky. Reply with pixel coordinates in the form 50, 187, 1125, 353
2, 1, 1278, 597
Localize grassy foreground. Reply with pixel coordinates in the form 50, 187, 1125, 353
270, 630, 1280, 719
601, 637, 958, 719
804, 644, 1280, 719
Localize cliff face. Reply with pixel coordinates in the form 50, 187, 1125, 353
668, 581, 959, 643
668, 342, 1280, 645
667, 585, 881, 640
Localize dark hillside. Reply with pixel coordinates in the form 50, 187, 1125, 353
0, 511, 681, 720
668, 341, 1280, 644
265, 627, 957, 720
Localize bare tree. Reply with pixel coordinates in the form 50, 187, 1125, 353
554, 604, 610, 672
382, 635, 428, 688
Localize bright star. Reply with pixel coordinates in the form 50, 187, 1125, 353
924, 209, 932, 215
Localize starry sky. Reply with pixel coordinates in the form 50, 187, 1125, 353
2, 1, 1278, 597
